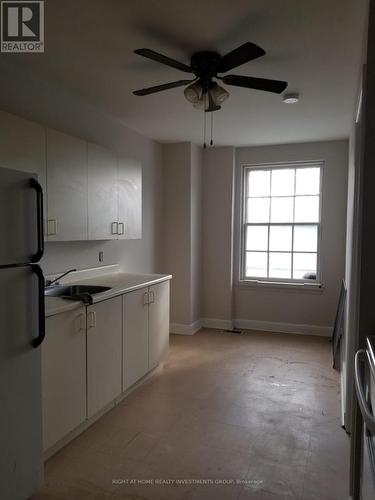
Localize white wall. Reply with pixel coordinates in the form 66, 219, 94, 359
162, 143, 192, 325
162, 142, 203, 331
234, 140, 349, 333
0, 66, 349, 336
341, 0, 369, 433
166, 140, 348, 335
0, 67, 163, 276
190, 144, 203, 323
201, 147, 235, 328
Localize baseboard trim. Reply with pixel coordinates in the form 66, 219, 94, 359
233, 318, 332, 337
171, 317, 332, 337
170, 319, 202, 335
201, 318, 234, 330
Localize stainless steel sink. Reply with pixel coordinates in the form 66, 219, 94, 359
45, 284, 111, 299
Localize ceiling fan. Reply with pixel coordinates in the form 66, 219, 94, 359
133, 42, 288, 112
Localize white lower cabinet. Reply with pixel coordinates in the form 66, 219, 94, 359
87, 296, 122, 418
42, 280, 170, 454
42, 307, 86, 452
123, 281, 170, 389
123, 289, 149, 391
149, 281, 170, 370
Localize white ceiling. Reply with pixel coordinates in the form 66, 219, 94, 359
0, 0, 368, 146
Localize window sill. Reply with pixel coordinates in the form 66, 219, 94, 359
236, 279, 324, 293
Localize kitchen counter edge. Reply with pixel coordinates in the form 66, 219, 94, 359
45, 273, 172, 318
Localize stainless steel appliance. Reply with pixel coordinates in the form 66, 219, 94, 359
0, 167, 45, 500
354, 337, 375, 499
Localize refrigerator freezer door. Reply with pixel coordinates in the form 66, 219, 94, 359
360, 350, 375, 499
0, 265, 43, 500
0, 167, 43, 266
360, 430, 375, 499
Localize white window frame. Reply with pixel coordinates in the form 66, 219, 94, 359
240, 161, 323, 286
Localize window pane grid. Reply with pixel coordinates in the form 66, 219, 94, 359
246, 194, 320, 199
247, 250, 318, 254
245, 250, 318, 280
243, 164, 321, 282
291, 170, 296, 278
266, 224, 270, 277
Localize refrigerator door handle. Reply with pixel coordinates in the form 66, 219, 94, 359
354, 349, 375, 434
30, 264, 45, 348
365, 430, 375, 478
30, 179, 44, 262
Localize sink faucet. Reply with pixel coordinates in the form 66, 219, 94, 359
45, 269, 77, 288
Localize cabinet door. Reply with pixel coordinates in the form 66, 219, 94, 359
88, 143, 118, 240
123, 289, 149, 391
0, 110, 46, 203
117, 157, 142, 240
42, 307, 87, 451
46, 129, 87, 241
87, 297, 122, 418
148, 281, 170, 370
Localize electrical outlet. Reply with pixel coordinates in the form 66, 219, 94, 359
98, 251, 104, 263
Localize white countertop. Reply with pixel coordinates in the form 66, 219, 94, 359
45, 272, 172, 318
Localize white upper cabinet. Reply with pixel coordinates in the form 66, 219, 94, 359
87, 149, 142, 241
88, 143, 118, 240
0, 111, 142, 242
0, 111, 46, 194
117, 157, 142, 240
46, 129, 88, 241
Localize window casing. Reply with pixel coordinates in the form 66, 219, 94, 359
240, 162, 323, 284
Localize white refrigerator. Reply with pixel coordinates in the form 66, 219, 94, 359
0, 167, 45, 499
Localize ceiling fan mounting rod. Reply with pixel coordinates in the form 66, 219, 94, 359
190, 51, 221, 80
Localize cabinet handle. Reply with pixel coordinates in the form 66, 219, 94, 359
111, 222, 119, 235
149, 291, 155, 304
88, 311, 96, 328
143, 291, 149, 306
79, 312, 86, 331
118, 222, 125, 235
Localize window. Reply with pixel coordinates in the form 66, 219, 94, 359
241, 162, 322, 284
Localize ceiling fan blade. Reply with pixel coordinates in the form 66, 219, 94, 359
134, 48, 192, 73
219, 42, 266, 73
133, 79, 194, 96
221, 75, 288, 94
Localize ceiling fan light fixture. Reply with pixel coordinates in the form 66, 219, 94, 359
193, 93, 208, 110
210, 83, 229, 105
184, 81, 203, 103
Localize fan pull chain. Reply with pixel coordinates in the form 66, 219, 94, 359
203, 106, 207, 149
210, 112, 214, 146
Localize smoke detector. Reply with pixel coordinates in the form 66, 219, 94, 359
283, 93, 299, 104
